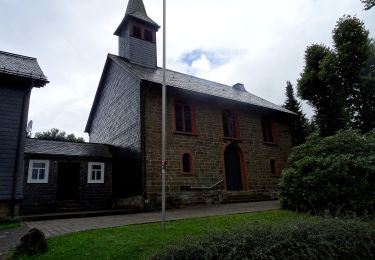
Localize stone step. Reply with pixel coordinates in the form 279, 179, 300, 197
54, 200, 82, 213
221, 192, 276, 204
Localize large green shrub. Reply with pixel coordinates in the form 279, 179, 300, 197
280, 130, 375, 215
151, 218, 375, 259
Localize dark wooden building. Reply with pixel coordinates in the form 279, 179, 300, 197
21, 139, 113, 214
85, 0, 295, 209
0, 51, 48, 217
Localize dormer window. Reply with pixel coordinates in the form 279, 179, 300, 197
144, 29, 153, 42
132, 25, 142, 38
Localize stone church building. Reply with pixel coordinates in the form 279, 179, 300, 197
85, 0, 294, 209
0, 0, 294, 216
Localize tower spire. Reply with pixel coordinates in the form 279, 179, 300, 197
115, 0, 159, 35
126, 0, 148, 16
114, 0, 160, 68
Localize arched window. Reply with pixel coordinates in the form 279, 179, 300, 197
270, 159, 279, 176
175, 101, 194, 133
182, 153, 193, 174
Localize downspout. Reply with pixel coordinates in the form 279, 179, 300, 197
10, 86, 31, 217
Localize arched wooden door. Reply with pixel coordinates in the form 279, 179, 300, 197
224, 145, 243, 191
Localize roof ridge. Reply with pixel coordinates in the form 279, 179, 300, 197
0, 50, 37, 60
27, 138, 109, 146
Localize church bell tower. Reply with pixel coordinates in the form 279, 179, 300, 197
114, 0, 160, 69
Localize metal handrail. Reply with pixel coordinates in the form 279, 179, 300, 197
190, 179, 224, 190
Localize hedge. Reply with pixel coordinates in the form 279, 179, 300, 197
151, 218, 375, 260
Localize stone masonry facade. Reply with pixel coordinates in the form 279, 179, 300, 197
142, 86, 292, 208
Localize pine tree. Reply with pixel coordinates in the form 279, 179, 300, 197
361, 0, 375, 10
283, 81, 309, 145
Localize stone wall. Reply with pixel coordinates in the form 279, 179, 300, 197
142, 86, 292, 208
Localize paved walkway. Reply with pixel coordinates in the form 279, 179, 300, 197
0, 200, 279, 254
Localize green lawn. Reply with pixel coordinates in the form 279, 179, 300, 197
0, 222, 20, 231
19, 210, 314, 260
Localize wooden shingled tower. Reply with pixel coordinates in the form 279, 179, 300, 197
114, 0, 160, 69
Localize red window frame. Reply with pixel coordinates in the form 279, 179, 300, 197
174, 100, 196, 134
261, 119, 277, 144
181, 153, 194, 175
270, 159, 280, 176
222, 110, 240, 139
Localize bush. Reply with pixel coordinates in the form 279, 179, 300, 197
279, 130, 375, 216
151, 218, 375, 259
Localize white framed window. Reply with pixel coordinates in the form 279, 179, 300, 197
27, 160, 49, 183
88, 162, 105, 183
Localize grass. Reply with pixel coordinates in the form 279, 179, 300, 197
18, 210, 315, 260
0, 222, 21, 231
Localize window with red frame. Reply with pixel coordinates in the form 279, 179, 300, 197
270, 159, 279, 176
182, 153, 192, 174
175, 102, 193, 133
261, 119, 276, 143
222, 110, 239, 138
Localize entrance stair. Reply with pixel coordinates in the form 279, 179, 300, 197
221, 191, 277, 204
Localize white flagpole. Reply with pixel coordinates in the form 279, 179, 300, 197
161, 0, 167, 230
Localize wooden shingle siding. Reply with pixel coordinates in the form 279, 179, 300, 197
129, 36, 157, 68
21, 158, 112, 214
89, 60, 142, 198
119, 26, 130, 60
90, 60, 141, 149
0, 86, 30, 200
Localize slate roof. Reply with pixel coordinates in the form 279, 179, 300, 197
25, 139, 112, 158
109, 54, 293, 115
0, 51, 48, 86
125, 0, 159, 27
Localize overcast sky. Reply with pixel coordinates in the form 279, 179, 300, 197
0, 0, 374, 140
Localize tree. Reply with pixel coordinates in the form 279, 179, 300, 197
34, 128, 85, 142
333, 15, 373, 132
360, 40, 375, 132
297, 44, 347, 136
361, 0, 375, 10
283, 81, 309, 145
297, 16, 375, 136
